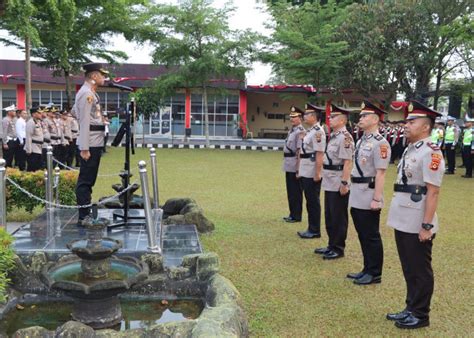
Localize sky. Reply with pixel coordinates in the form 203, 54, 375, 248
0, 0, 273, 85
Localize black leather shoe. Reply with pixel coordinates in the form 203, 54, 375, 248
346, 271, 365, 279
323, 250, 344, 260
283, 216, 302, 223
314, 247, 330, 255
445, 171, 454, 175
386, 309, 411, 321
353, 273, 381, 285
297, 231, 321, 239
395, 314, 429, 329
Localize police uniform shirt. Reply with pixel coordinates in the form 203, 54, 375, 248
71, 117, 79, 139
25, 118, 43, 155
62, 118, 72, 145
282, 124, 305, 173
2, 116, 17, 143
47, 118, 60, 145
387, 137, 445, 234
349, 132, 391, 209
322, 128, 354, 192
41, 119, 51, 149
298, 124, 326, 178
74, 81, 105, 150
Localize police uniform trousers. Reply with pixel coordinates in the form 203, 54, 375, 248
301, 178, 321, 234
445, 143, 456, 173
27, 153, 42, 172
350, 207, 383, 276
395, 230, 435, 320
3, 139, 19, 168
15, 139, 26, 171
41, 148, 48, 169
75, 144, 82, 167
76, 147, 103, 219
462, 145, 473, 177
67, 139, 77, 167
324, 191, 349, 254
285, 172, 302, 221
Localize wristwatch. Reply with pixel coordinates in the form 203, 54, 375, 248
341, 180, 348, 186
422, 223, 434, 230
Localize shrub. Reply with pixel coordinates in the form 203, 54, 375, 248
6, 168, 78, 213
0, 228, 15, 303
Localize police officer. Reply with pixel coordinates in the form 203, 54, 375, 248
41, 107, 51, 169
75, 63, 108, 224
297, 103, 326, 239
61, 110, 73, 168
386, 100, 445, 329
25, 107, 44, 172
461, 116, 473, 178
68, 112, 79, 167
347, 100, 391, 285
282, 106, 305, 223
443, 116, 458, 174
314, 104, 354, 260
2, 104, 19, 168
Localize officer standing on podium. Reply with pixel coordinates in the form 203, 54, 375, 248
282, 106, 305, 223
74, 63, 108, 224
347, 100, 391, 285
386, 100, 445, 329
297, 103, 326, 239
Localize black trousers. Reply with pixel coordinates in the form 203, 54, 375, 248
75, 144, 81, 167
300, 177, 322, 234
76, 147, 103, 219
103, 133, 109, 152
15, 139, 26, 171
395, 230, 435, 320
324, 191, 349, 254
27, 153, 42, 172
350, 207, 383, 276
285, 172, 302, 220
462, 145, 473, 177
67, 139, 77, 167
445, 143, 456, 173
3, 139, 19, 168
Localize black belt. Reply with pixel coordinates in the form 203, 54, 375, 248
32, 140, 43, 145
300, 152, 315, 159
65, 136, 71, 140
43, 139, 50, 143
51, 136, 60, 140
323, 164, 344, 171
351, 176, 376, 189
71, 130, 78, 133
284, 153, 296, 158
393, 184, 427, 195
90, 125, 105, 131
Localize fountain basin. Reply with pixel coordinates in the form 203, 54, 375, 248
67, 238, 122, 261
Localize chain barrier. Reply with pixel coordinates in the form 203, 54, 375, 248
52, 157, 134, 177
6, 176, 138, 210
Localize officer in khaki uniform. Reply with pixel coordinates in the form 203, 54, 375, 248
314, 104, 354, 260
282, 106, 305, 223
74, 63, 108, 223
41, 108, 51, 169
2, 104, 19, 168
347, 100, 391, 285
386, 100, 445, 329
25, 107, 44, 172
297, 103, 326, 239
61, 110, 73, 168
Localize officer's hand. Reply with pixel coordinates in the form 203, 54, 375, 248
295, 172, 300, 179
370, 200, 382, 210
418, 228, 433, 242
339, 184, 349, 196
80, 150, 91, 161
2, 144, 8, 150
313, 175, 322, 182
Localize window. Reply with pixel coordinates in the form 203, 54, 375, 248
1, 90, 16, 113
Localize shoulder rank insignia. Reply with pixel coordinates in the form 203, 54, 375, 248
315, 132, 322, 143
429, 153, 442, 171
379, 144, 388, 159
86, 96, 94, 104
374, 134, 383, 141
415, 141, 424, 149
427, 142, 440, 151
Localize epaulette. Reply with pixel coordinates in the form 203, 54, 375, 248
313, 126, 321, 131
427, 142, 440, 151
374, 134, 383, 141
415, 141, 424, 149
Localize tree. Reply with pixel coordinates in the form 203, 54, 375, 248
0, 0, 41, 110
137, 0, 259, 146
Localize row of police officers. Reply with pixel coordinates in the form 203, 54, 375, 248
282, 100, 446, 329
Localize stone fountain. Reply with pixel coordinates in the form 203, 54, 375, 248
40, 214, 149, 329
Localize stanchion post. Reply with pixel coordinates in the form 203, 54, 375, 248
46, 146, 54, 205
149, 148, 159, 209
138, 161, 160, 253
0, 159, 6, 229
54, 166, 60, 204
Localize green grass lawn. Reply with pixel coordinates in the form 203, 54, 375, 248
9, 147, 474, 336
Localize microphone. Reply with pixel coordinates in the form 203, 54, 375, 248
107, 82, 133, 92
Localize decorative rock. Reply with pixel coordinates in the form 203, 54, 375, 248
181, 254, 200, 273
141, 254, 164, 274
162, 198, 196, 215
168, 266, 192, 280
30, 252, 48, 274
207, 275, 243, 308
179, 203, 202, 215
55, 321, 95, 337
162, 214, 185, 226
96, 328, 145, 337
13, 326, 53, 338
146, 320, 196, 337
196, 253, 219, 281
183, 212, 214, 233
193, 304, 248, 338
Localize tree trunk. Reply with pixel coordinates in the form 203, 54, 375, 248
433, 56, 443, 110
64, 69, 72, 109
203, 85, 210, 147
24, 36, 32, 111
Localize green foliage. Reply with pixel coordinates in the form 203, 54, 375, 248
0, 0, 41, 47
0, 229, 15, 304
6, 168, 77, 213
